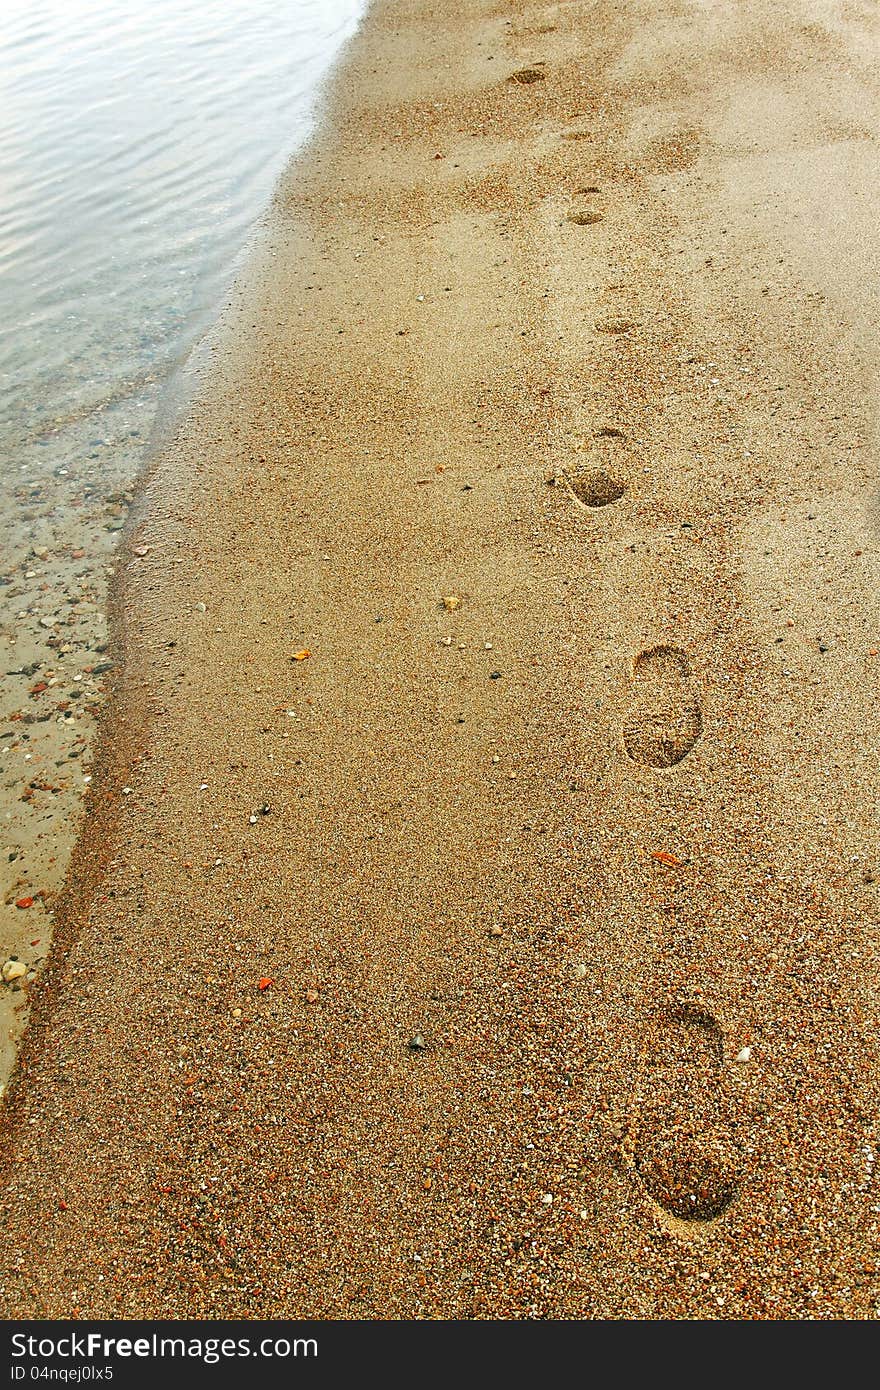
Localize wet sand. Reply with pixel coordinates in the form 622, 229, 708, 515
1, 0, 879, 1319
0, 389, 155, 1086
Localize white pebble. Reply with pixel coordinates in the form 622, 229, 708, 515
735, 1046, 752, 1064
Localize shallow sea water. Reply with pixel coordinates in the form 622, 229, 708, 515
0, 0, 365, 1081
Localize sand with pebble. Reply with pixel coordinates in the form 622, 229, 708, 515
0, 390, 155, 1085
1, 0, 879, 1319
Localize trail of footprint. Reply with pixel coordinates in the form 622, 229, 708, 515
628, 1000, 738, 1224
622, 645, 702, 768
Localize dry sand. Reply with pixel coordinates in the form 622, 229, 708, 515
1, 0, 879, 1319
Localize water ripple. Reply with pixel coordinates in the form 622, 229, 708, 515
0, 0, 365, 451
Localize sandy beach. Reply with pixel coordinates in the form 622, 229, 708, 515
1, 0, 879, 1318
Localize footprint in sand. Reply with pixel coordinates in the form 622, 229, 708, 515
565, 465, 626, 508
569, 210, 604, 226
622, 645, 702, 768
629, 1001, 738, 1223
508, 66, 546, 84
